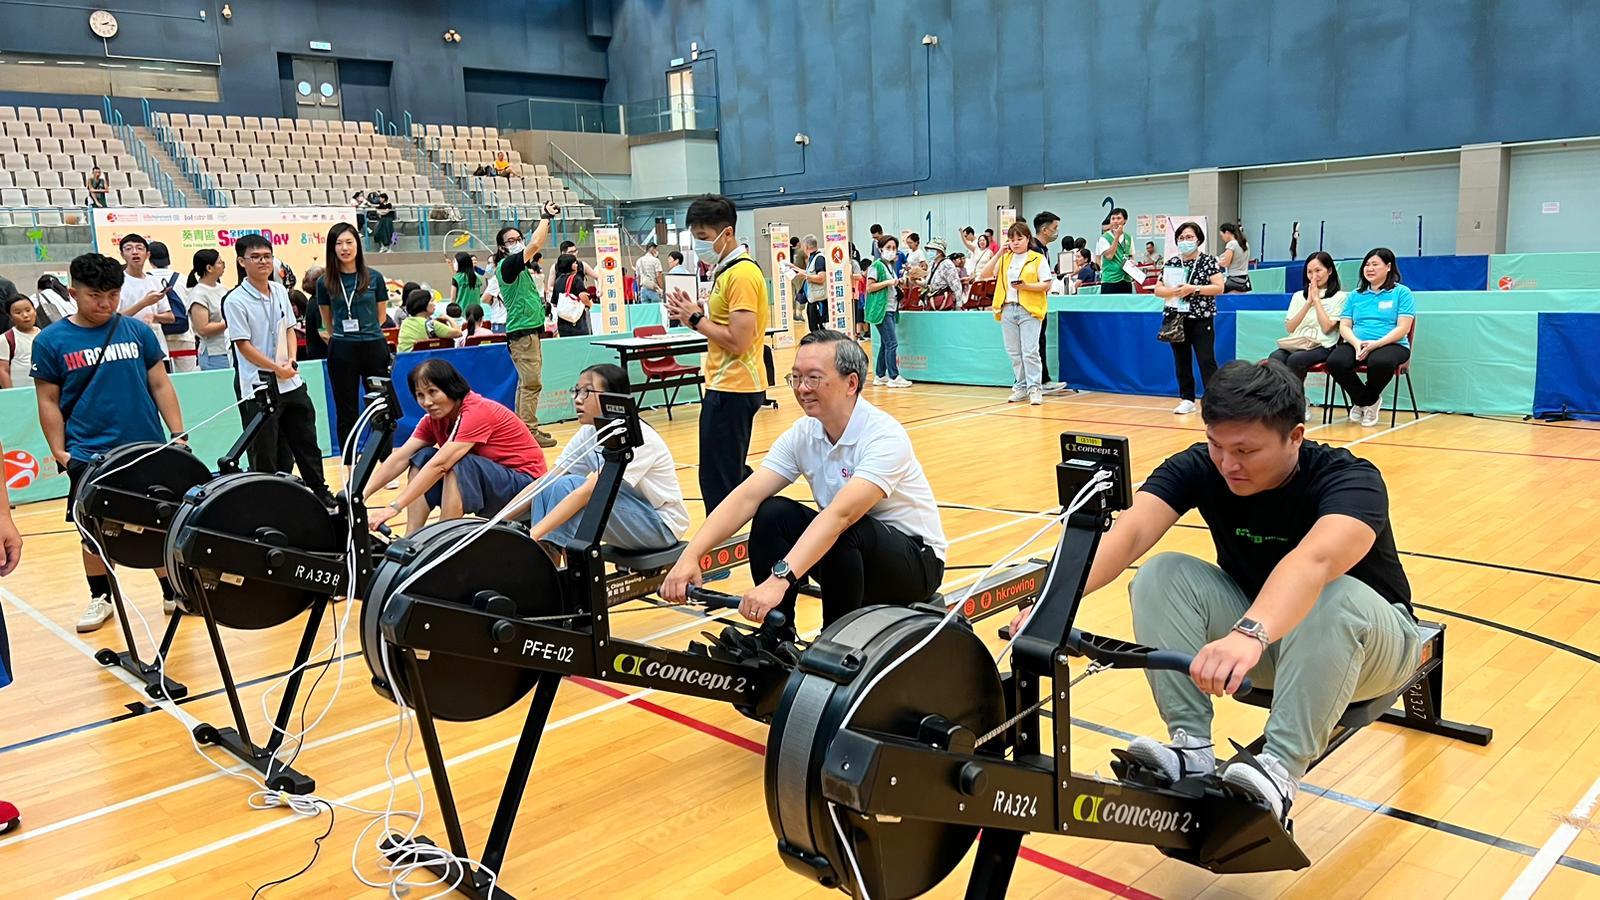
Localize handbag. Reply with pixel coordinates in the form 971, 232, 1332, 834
1156, 310, 1186, 344
1275, 334, 1320, 351
555, 274, 586, 324
1225, 274, 1252, 293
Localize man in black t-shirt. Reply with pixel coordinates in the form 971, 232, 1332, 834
1028, 211, 1072, 393
1014, 360, 1420, 820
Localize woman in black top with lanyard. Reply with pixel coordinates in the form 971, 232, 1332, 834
316, 221, 393, 454
1152, 220, 1225, 415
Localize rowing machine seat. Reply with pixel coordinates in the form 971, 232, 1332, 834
602, 541, 687, 573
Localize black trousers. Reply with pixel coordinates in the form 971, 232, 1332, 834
1038, 315, 1053, 383
1171, 316, 1218, 401
1267, 345, 1333, 382
805, 298, 827, 332
1326, 342, 1410, 407
326, 337, 392, 457
239, 384, 327, 493
698, 389, 765, 514
1101, 280, 1135, 295
748, 495, 944, 628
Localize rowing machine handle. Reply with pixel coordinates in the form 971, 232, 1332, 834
1144, 650, 1254, 696
686, 586, 789, 631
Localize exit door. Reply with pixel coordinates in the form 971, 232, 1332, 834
290, 57, 342, 120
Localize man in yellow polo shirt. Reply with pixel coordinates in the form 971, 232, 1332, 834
665, 194, 769, 514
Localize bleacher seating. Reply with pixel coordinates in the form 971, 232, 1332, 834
153, 113, 446, 214
0, 105, 153, 218
409, 122, 588, 218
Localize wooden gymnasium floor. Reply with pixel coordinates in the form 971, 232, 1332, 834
4, 337, 1600, 898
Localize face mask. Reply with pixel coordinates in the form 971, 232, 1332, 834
881, 247, 896, 259
693, 234, 721, 266
505, 241, 525, 256
1177, 240, 1198, 254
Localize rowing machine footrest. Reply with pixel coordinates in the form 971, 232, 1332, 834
797, 638, 865, 684
601, 541, 687, 573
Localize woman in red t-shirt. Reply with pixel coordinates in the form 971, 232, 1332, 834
365, 359, 547, 533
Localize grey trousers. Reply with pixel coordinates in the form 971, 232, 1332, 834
1130, 552, 1421, 777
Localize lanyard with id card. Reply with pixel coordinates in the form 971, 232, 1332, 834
339, 278, 363, 334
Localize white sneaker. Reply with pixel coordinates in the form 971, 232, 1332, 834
1305, 400, 1316, 422
76, 595, 114, 633
1126, 729, 1216, 784
1348, 404, 1363, 423
889, 376, 913, 388
163, 596, 177, 616
871, 375, 887, 387
1221, 752, 1299, 821
1007, 387, 1029, 403
1360, 405, 1381, 427
1173, 399, 1197, 415
1028, 387, 1043, 406
1042, 381, 1068, 394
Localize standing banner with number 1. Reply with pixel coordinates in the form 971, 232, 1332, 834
768, 224, 794, 347
594, 225, 626, 334
822, 207, 853, 333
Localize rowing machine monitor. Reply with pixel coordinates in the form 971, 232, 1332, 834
764, 432, 1313, 899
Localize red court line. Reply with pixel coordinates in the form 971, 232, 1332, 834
568, 676, 1160, 898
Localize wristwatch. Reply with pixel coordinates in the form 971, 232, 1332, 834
770, 559, 799, 585
386, 501, 402, 512
687, 311, 705, 329
1232, 617, 1271, 648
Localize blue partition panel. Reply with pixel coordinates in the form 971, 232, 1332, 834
1533, 313, 1600, 420
1262, 255, 1487, 293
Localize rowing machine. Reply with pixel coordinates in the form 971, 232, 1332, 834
763, 432, 1311, 899
360, 393, 799, 900
74, 377, 280, 700
162, 377, 397, 794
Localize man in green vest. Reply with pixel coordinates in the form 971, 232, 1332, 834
495, 201, 561, 448
1097, 206, 1135, 294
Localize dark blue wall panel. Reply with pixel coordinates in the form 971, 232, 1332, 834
0, 0, 606, 125
606, 0, 1600, 201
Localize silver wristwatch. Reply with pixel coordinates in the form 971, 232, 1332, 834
1232, 617, 1270, 648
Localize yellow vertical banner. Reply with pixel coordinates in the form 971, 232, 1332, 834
768, 224, 795, 347
594, 225, 626, 334
998, 206, 1017, 232
821, 206, 853, 333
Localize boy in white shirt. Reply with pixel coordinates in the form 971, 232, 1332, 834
115, 233, 174, 367
526, 363, 688, 553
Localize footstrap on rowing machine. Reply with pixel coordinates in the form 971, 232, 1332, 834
1225, 739, 1294, 824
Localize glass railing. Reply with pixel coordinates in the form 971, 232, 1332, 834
623, 95, 719, 136
497, 98, 623, 135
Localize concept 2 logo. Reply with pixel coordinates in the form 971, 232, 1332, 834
1072, 794, 1194, 833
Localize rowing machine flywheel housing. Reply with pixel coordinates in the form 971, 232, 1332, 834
362, 518, 565, 722
766, 606, 1006, 899
164, 472, 346, 629
77, 442, 212, 569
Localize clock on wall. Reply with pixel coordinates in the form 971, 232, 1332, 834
89, 9, 119, 39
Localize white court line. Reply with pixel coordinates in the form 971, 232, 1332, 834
1339, 412, 1437, 448
1504, 773, 1600, 899
0, 584, 205, 730
0, 592, 723, 851
59, 689, 650, 900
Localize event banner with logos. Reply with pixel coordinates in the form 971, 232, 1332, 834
821, 207, 853, 332
998, 206, 1017, 233
91, 207, 356, 287
593, 225, 627, 334
767, 224, 794, 347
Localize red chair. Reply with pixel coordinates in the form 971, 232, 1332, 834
464, 333, 508, 346
407, 337, 454, 352
633, 324, 701, 420
381, 327, 399, 350
899, 284, 924, 311
1318, 320, 1419, 426
964, 280, 995, 310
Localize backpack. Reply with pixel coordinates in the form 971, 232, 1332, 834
161, 280, 191, 335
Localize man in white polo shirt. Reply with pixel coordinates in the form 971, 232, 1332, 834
663, 330, 947, 630
226, 233, 333, 507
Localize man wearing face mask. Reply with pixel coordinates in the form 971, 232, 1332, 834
664, 194, 770, 515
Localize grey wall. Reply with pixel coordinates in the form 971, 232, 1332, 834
606, 0, 1600, 203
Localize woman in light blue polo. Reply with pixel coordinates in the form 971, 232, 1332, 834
1325, 247, 1415, 426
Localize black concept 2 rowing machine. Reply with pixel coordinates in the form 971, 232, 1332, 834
762, 432, 1312, 899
